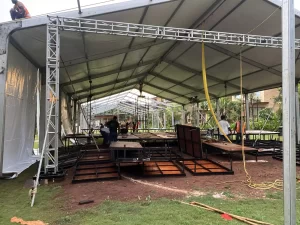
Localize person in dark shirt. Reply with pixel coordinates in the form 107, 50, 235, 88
132, 122, 136, 133
107, 116, 120, 142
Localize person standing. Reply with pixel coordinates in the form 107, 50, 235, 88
234, 117, 246, 144
107, 116, 120, 142
219, 115, 231, 141
100, 123, 110, 146
10, 0, 31, 20
132, 122, 136, 133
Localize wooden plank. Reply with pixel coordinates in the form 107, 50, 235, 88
203, 142, 256, 152
162, 171, 182, 175
159, 166, 178, 170
110, 141, 142, 149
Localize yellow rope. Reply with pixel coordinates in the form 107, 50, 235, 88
201, 43, 232, 143
201, 43, 283, 190
239, 48, 283, 190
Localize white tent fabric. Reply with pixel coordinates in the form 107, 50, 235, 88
3, 44, 37, 174
8, 0, 299, 105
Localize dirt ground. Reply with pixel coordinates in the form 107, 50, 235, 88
59, 154, 300, 211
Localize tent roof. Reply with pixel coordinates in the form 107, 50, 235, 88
5, 0, 300, 105
83, 89, 174, 115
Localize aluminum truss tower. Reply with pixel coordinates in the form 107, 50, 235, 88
45, 18, 60, 173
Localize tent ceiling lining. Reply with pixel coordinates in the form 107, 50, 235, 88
7, 0, 300, 105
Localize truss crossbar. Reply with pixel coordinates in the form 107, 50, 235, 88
49, 16, 300, 49
45, 19, 60, 173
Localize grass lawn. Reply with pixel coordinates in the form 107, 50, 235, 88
1, 166, 300, 225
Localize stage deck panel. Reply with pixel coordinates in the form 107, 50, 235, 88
143, 161, 185, 177
178, 159, 233, 176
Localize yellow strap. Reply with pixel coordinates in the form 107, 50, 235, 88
201, 43, 232, 143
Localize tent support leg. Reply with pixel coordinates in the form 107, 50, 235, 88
73, 99, 77, 134
44, 18, 61, 174
282, 0, 296, 224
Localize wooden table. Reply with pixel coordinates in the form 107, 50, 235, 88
117, 133, 177, 160
202, 141, 258, 170
110, 141, 143, 149
109, 141, 144, 161
109, 141, 144, 177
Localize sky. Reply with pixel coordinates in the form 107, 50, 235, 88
0, 0, 299, 23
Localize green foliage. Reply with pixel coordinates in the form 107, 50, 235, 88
199, 97, 242, 129
250, 108, 281, 131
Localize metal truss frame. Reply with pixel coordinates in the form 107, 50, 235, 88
45, 18, 60, 173
52, 16, 300, 49
46, 15, 299, 174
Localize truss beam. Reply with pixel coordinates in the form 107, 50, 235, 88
50, 16, 300, 49
45, 18, 60, 173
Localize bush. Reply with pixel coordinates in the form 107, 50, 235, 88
250, 108, 281, 131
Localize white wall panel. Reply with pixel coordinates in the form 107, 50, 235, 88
3, 44, 37, 174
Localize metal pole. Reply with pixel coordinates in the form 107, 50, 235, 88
282, 0, 296, 224
216, 98, 220, 120
245, 94, 250, 130
257, 99, 259, 122
31, 100, 55, 207
152, 113, 154, 128
77, 0, 82, 14
36, 69, 41, 140
171, 111, 174, 127
196, 103, 200, 127
77, 102, 81, 133
181, 105, 185, 124
73, 99, 77, 133
296, 83, 300, 144
251, 97, 254, 128
157, 112, 160, 129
